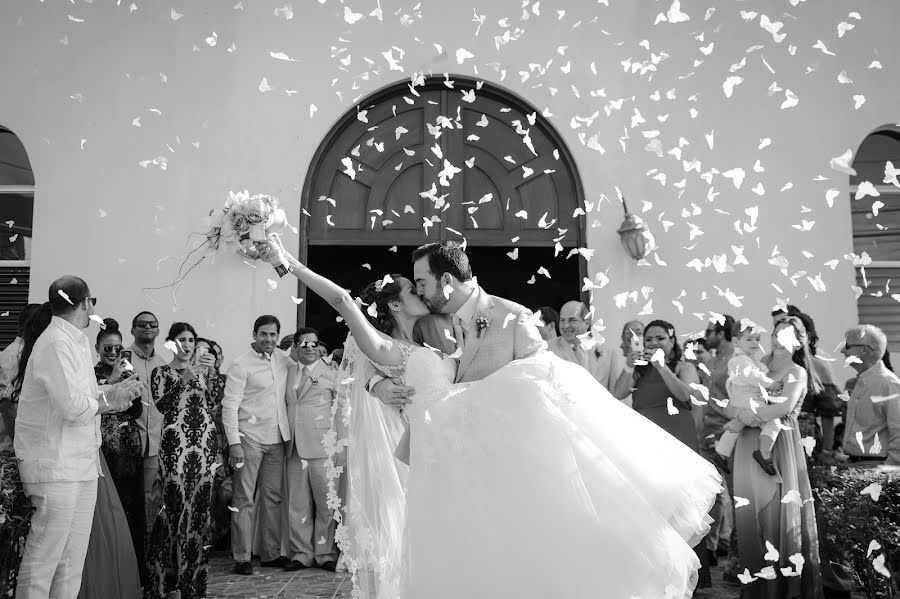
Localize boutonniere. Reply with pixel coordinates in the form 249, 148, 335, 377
476, 316, 490, 339
594, 346, 603, 359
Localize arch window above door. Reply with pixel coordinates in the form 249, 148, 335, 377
302, 76, 585, 249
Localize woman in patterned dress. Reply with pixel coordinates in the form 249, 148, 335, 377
93, 320, 146, 584
145, 322, 219, 599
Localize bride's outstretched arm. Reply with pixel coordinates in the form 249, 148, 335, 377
257, 239, 405, 367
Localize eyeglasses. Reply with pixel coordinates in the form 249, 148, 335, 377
296, 341, 318, 348
844, 343, 872, 351
102, 344, 123, 353
87, 297, 97, 306
134, 322, 159, 329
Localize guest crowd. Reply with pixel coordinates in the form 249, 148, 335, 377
0, 275, 897, 599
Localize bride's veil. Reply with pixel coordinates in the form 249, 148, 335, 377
324, 334, 408, 599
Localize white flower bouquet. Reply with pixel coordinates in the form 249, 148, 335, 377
207, 191, 291, 276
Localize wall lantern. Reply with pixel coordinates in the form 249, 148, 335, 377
616, 196, 650, 261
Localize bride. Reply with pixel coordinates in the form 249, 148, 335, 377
257, 239, 722, 599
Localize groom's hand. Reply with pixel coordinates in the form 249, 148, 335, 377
371, 378, 414, 406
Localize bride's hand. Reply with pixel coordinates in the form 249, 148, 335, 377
255, 237, 290, 267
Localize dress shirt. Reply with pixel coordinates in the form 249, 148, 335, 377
843, 361, 900, 465
454, 286, 480, 329
14, 317, 105, 483
222, 347, 292, 446
548, 336, 619, 391
130, 343, 170, 457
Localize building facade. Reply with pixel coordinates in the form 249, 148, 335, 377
0, 0, 897, 374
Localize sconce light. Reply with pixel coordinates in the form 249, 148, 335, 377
616, 195, 650, 261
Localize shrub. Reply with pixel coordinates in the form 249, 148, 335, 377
810, 465, 900, 598
0, 449, 33, 597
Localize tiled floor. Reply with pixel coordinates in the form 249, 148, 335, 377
206, 552, 742, 598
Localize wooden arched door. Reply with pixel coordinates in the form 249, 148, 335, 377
299, 76, 586, 346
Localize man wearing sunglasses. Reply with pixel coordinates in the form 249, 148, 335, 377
283, 328, 339, 572
841, 325, 900, 467
14, 276, 143, 598
128, 310, 171, 538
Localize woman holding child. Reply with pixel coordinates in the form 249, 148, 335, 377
731, 316, 823, 598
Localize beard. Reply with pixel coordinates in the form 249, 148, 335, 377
422, 291, 446, 314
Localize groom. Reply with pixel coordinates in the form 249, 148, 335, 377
370, 241, 546, 402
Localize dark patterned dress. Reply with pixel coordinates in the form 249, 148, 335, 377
146, 365, 219, 599
94, 362, 146, 582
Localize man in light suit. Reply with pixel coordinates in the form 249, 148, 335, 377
371, 241, 546, 403
549, 301, 622, 391
283, 327, 339, 572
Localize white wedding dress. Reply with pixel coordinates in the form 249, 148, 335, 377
333, 340, 722, 599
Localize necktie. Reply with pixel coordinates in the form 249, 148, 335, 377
451, 314, 466, 353
573, 344, 587, 368
298, 365, 310, 394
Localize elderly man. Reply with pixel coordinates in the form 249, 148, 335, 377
14, 277, 142, 598
549, 301, 620, 391
841, 325, 900, 466
284, 328, 339, 571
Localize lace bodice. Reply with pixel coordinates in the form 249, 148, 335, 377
373, 342, 457, 403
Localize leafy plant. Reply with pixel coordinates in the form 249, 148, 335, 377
0, 449, 33, 598
810, 465, 900, 598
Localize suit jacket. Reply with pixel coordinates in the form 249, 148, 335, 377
451, 286, 545, 383
285, 359, 336, 459
548, 336, 622, 391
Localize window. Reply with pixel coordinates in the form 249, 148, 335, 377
850, 127, 900, 354
0, 126, 34, 348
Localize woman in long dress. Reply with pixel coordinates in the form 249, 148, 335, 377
258, 240, 722, 599
93, 320, 146, 583
731, 316, 824, 599
145, 322, 219, 599
78, 318, 142, 599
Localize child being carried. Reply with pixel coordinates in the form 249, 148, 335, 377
714, 322, 781, 476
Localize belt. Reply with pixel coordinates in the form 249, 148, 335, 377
846, 455, 886, 463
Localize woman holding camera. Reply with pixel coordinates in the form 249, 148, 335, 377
93, 319, 145, 583
145, 322, 219, 599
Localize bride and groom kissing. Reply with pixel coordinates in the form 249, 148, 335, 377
256, 238, 722, 599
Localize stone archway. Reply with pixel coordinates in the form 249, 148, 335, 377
298, 76, 587, 346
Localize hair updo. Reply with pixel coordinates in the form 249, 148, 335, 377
359, 274, 404, 335
97, 317, 121, 345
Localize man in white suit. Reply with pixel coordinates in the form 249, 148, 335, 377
549, 300, 622, 391
370, 241, 546, 403
283, 327, 339, 572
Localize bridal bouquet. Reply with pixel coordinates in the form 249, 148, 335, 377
206, 191, 291, 276
144, 190, 293, 299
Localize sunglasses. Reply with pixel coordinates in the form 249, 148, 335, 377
134, 322, 159, 329
102, 344, 122, 353
296, 340, 318, 348
87, 297, 97, 306
844, 343, 872, 351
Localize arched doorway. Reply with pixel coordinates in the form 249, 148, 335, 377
850, 125, 900, 355
0, 126, 34, 348
299, 76, 586, 349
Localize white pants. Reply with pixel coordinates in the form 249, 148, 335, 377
17, 479, 98, 599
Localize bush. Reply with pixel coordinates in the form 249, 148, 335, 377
810, 465, 900, 598
0, 449, 33, 597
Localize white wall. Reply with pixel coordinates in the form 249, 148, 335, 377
1, 0, 897, 375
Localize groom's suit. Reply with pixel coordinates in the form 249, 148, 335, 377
415, 285, 546, 383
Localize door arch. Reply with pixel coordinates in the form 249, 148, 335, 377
298, 76, 587, 339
